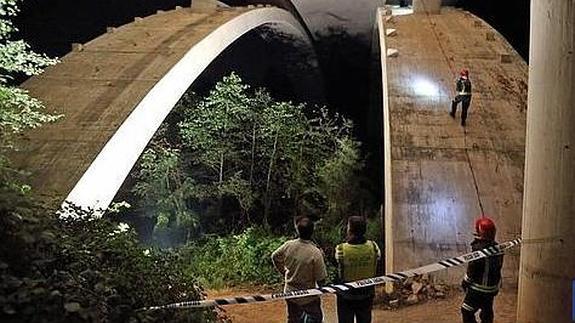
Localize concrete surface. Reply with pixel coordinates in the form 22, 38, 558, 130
380, 7, 527, 286
517, 0, 575, 322
413, 0, 442, 14
11, 6, 311, 214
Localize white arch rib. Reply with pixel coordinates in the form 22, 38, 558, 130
62, 8, 311, 216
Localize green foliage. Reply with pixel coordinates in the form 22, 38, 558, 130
0, 0, 60, 188
317, 137, 364, 225
132, 144, 199, 245
0, 194, 219, 322
0, 0, 57, 76
181, 228, 287, 289
2, 1, 220, 320
128, 73, 366, 241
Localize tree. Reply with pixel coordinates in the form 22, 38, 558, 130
0, 0, 59, 189
317, 137, 364, 223
131, 143, 199, 245
127, 73, 366, 236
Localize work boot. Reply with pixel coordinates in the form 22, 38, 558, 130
461, 120, 466, 127
449, 111, 455, 118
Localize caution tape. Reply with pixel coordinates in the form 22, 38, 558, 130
143, 238, 521, 310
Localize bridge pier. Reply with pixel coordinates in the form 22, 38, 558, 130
517, 0, 575, 322
413, 0, 441, 14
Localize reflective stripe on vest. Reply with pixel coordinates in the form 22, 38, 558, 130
337, 241, 377, 282
464, 274, 499, 293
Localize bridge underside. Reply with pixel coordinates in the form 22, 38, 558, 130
381, 7, 527, 286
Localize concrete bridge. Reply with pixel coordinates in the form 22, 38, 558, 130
11, 5, 313, 214
379, 2, 574, 322
12, 1, 575, 321
378, 5, 527, 287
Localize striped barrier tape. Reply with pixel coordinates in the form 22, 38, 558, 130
143, 238, 521, 310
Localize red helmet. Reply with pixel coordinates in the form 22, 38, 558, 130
475, 216, 496, 240
460, 69, 469, 78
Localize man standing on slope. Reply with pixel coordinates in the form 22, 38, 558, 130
450, 68, 473, 127
461, 216, 504, 323
272, 216, 328, 323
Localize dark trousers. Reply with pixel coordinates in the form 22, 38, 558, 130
286, 297, 322, 323
451, 95, 472, 125
336, 295, 373, 323
461, 289, 495, 323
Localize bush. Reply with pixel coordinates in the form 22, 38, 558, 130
182, 228, 288, 289
0, 194, 219, 322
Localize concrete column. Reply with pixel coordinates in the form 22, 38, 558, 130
517, 1, 575, 322
413, 0, 441, 14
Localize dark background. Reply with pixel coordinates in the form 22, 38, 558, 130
15, 0, 530, 60
462, 0, 530, 60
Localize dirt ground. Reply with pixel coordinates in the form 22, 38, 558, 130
208, 287, 518, 323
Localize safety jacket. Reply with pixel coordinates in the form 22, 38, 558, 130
456, 77, 472, 96
335, 240, 380, 299
462, 238, 504, 295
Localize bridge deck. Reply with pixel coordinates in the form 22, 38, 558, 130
12, 7, 247, 200
382, 7, 527, 286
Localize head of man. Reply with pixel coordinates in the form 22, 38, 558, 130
294, 216, 314, 240
346, 216, 367, 242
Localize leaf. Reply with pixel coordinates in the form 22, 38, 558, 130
64, 302, 81, 313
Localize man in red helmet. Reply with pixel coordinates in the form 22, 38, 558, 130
461, 216, 504, 323
450, 69, 472, 126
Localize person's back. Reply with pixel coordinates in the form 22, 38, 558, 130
335, 216, 380, 323
275, 238, 326, 292
272, 216, 327, 323
461, 216, 504, 323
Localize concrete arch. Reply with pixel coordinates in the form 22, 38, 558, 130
14, 7, 314, 215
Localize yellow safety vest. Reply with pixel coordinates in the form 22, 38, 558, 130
336, 241, 378, 282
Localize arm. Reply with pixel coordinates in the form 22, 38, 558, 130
372, 241, 382, 275
315, 249, 328, 287
335, 244, 344, 283
463, 242, 483, 289
271, 243, 287, 276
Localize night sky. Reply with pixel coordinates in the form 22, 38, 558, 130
15, 0, 531, 60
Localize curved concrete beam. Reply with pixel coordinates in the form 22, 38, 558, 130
53, 8, 311, 215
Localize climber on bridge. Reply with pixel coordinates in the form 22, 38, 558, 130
450, 68, 473, 127
335, 216, 381, 323
461, 216, 504, 323
272, 216, 327, 323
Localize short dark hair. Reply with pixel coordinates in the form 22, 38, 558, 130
295, 216, 314, 240
347, 216, 367, 237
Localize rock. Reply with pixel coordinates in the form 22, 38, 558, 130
411, 281, 424, 295
406, 294, 419, 305
434, 284, 447, 293
435, 291, 446, 299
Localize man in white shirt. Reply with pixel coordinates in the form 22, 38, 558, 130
272, 216, 328, 323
